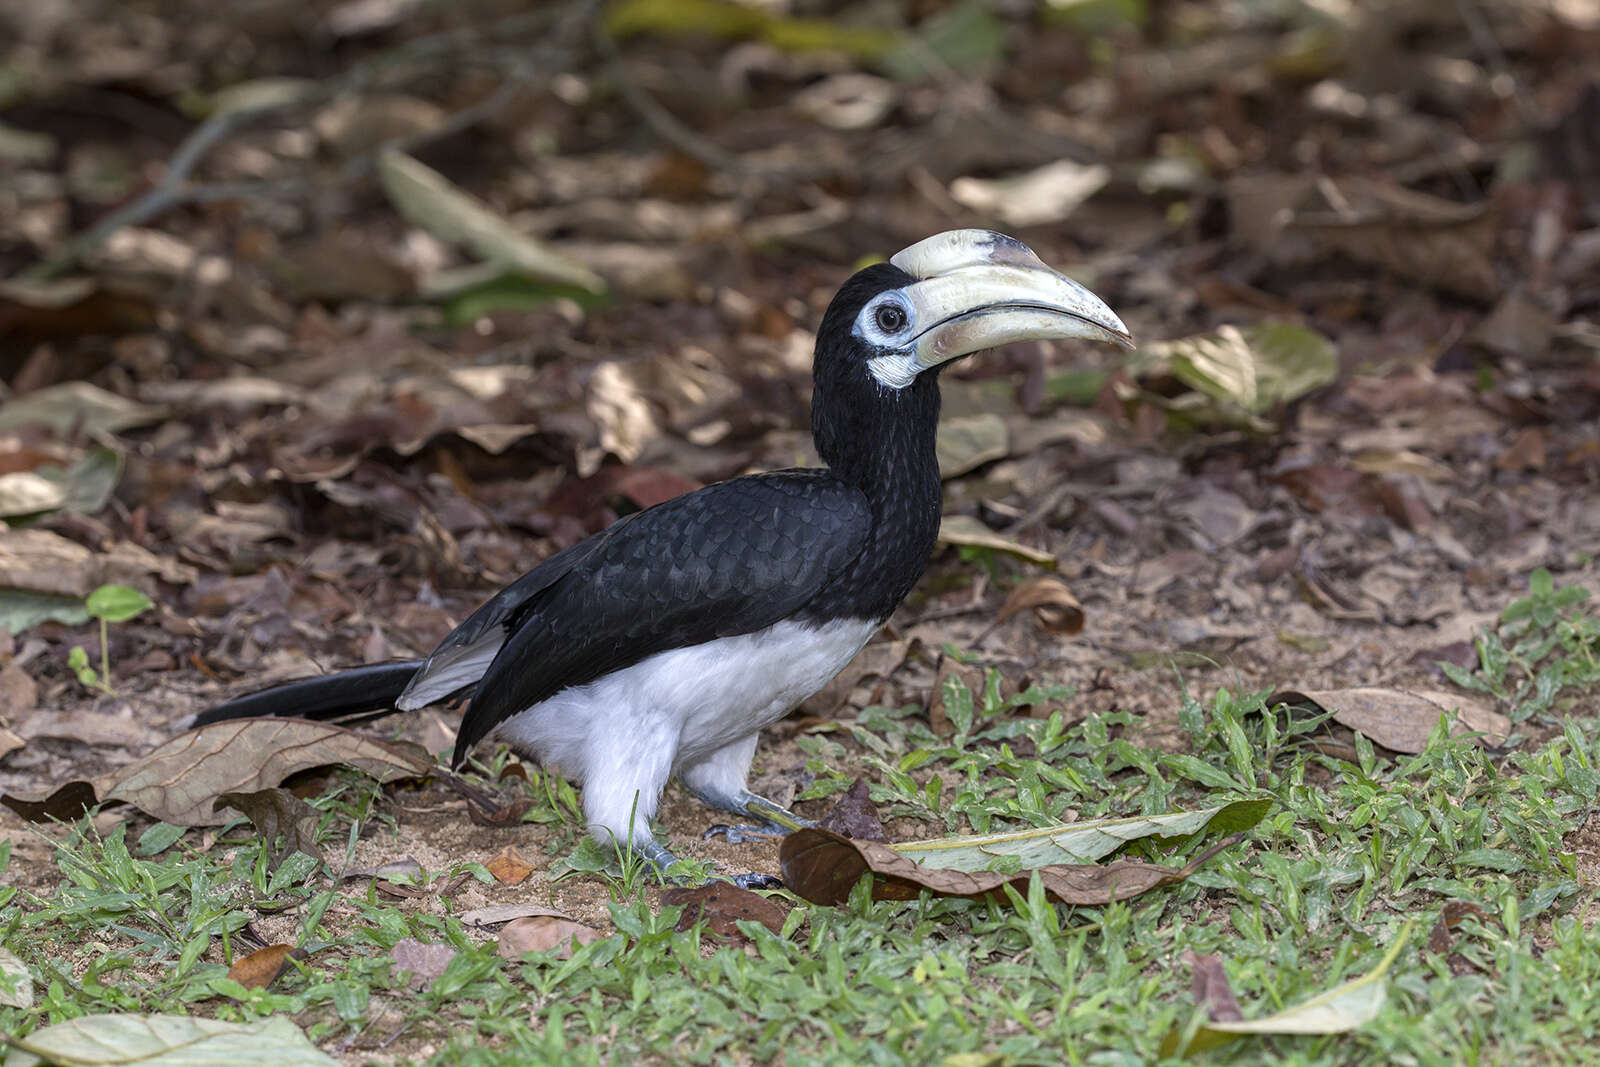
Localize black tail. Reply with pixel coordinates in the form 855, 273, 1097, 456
190, 660, 425, 727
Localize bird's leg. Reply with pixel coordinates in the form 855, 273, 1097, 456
679, 736, 816, 845
581, 722, 682, 881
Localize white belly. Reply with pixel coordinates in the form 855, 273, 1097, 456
490, 616, 880, 783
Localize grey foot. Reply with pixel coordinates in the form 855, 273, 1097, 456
686, 786, 816, 836
730, 872, 784, 890
702, 822, 788, 843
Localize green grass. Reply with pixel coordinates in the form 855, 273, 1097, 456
2, 574, 1598, 1064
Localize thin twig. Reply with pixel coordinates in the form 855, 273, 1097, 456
591, 17, 750, 175
22, 101, 319, 281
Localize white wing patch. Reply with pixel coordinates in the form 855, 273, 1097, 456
396, 634, 505, 710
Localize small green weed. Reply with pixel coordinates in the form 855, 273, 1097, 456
1441, 568, 1599, 722
68, 584, 154, 696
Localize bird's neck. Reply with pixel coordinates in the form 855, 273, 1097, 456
811, 376, 945, 620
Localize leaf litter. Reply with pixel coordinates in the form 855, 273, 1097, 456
0, 0, 1597, 1061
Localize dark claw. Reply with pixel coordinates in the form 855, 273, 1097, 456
730, 872, 784, 890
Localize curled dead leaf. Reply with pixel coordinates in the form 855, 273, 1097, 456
816, 778, 888, 843
497, 916, 604, 960
779, 827, 1247, 907
103, 719, 433, 826
225, 944, 299, 992
484, 844, 535, 885
214, 787, 323, 869
996, 576, 1084, 635
0, 780, 99, 823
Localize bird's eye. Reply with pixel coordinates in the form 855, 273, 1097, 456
875, 303, 908, 333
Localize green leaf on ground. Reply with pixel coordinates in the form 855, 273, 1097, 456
3, 1013, 339, 1066
1137, 321, 1338, 427
1161, 921, 1416, 1057
377, 150, 605, 293
85, 584, 154, 624
893, 798, 1272, 870
0, 590, 91, 632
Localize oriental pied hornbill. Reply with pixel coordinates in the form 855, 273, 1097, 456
193, 230, 1132, 883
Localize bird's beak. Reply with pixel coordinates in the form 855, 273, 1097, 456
888, 229, 1133, 377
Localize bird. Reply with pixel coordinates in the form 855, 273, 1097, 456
191, 229, 1132, 884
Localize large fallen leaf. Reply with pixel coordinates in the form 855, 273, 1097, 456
2, 1013, 340, 1066
1161, 921, 1415, 1056
996, 576, 1084, 635
224, 944, 298, 992
1291, 179, 1499, 302
937, 515, 1056, 568
0, 946, 32, 1009
0, 590, 90, 632
949, 160, 1110, 227
781, 827, 1249, 907
662, 882, 786, 939
107, 720, 433, 826
378, 150, 604, 293
0, 472, 66, 519
936, 414, 1009, 479
0, 528, 195, 604
0, 381, 165, 436
1269, 687, 1509, 753
497, 916, 605, 960
894, 800, 1271, 871
2, 721, 433, 827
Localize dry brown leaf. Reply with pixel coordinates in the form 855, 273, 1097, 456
1281, 178, 1501, 302
215, 788, 323, 867
815, 778, 887, 843
225, 944, 298, 992
1427, 900, 1493, 957
0, 528, 195, 600
391, 939, 457, 985
0, 663, 39, 716
1183, 950, 1245, 1023
779, 828, 1244, 907
1495, 428, 1547, 472
100, 719, 433, 826
484, 845, 535, 886
996, 576, 1085, 635
662, 883, 786, 941
0, 780, 99, 822
497, 916, 604, 960
937, 515, 1056, 567
18, 711, 153, 748
1269, 687, 1509, 753
0, 726, 24, 762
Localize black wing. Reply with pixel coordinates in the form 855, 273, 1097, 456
450, 469, 870, 765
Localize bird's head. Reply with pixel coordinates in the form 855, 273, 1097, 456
829, 229, 1133, 390
812, 230, 1131, 474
